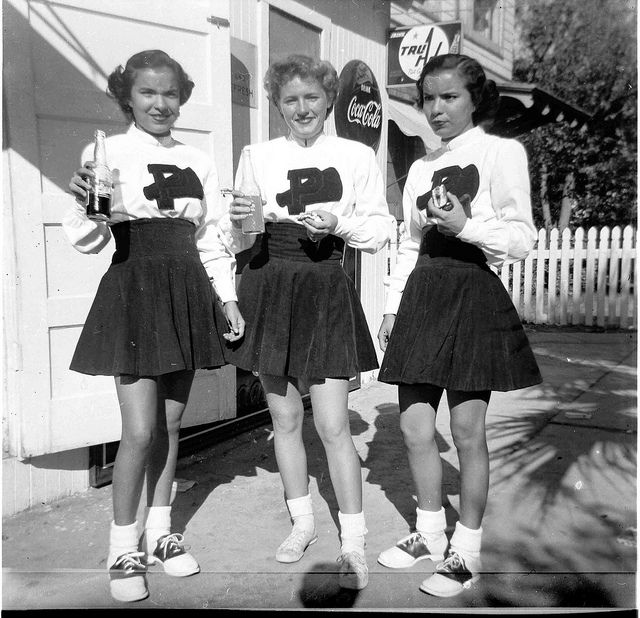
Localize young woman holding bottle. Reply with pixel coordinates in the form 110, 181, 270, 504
222, 54, 394, 590
64, 49, 244, 603
376, 53, 542, 597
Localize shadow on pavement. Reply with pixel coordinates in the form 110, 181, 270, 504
171, 407, 371, 542
298, 562, 361, 608
479, 570, 619, 608
362, 402, 461, 531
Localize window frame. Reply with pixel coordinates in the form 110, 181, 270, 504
458, 0, 504, 55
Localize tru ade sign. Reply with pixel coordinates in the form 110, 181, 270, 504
335, 60, 382, 152
387, 22, 462, 86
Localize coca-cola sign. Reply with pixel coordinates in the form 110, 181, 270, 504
335, 60, 382, 152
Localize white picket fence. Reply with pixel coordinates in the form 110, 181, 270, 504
386, 225, 637, 329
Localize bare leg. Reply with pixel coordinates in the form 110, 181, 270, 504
398, 384, 445, 510
146, 370, 195, 506
447, 390, 490, 530
308, 378, 361, 513
262, 374, 319, 564
308, 377, 367, 588
260, 373, 308, 499
112, 375, 158, 525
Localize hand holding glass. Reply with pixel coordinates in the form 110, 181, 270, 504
432, 184, 453, 211
236, 147, 265, 235
223, 189, 264, 235
239, 194, 264, 234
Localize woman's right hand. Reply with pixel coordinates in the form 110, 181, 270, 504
377, 313, 396, 352
69, 161, 95, 206
221, 300, 245, 342
228, 191, 254, 228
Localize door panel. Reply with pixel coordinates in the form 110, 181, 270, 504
5, 0, 234, 457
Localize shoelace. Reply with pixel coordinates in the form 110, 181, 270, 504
156, 533, 188, 557
112, 551, 146, 573
337, 551, 367, 570
439, 552, 465, 572
399, 531, 425, 546
280, 528, 313, 551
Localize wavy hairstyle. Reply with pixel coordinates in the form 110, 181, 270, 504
107, 50, 195, 121
415, 54, 500, 127
264, 54, 339, 116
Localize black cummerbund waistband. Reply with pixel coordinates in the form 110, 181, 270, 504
111, 218, 197, 263
418, 226, 487, 265
251, 222, 345, 263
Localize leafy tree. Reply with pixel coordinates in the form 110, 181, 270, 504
513, 0, 636, 230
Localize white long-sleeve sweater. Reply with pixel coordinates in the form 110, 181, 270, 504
61, 124, 237, 303
218, 134, 395, 255
385, 126, 537, 315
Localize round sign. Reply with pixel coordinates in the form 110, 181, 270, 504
398, 25, 450, 81
334, 60, 382, 152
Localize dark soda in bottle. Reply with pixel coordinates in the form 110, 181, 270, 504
86, 129, 112, 221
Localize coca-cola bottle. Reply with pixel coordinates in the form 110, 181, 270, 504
85, 129, 112, 221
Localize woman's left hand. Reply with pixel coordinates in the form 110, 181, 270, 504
299, 209, 337, 242
221, 301, 245, 342
427, 191, 469, 237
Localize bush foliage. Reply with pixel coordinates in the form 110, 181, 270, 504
513, 0, 637, 229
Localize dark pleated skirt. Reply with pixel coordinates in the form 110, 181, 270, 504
378, 227, 542, 391
225, 222, 378, 379
70, 218, 228, 377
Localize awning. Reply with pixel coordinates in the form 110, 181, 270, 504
492, 82, 592, 137
386, 82, 592, 142
387, 97, 441, 150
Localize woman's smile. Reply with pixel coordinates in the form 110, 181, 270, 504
128, 67, 181, 137
278, 76, 331, 145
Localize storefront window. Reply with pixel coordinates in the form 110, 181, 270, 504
386, 120, 426, 222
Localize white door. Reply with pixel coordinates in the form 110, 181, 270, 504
4, 0, 235, 458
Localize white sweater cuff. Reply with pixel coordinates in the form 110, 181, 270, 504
383, 291, 402, 315
212, 279, 238, 304
456, 217, 484, 245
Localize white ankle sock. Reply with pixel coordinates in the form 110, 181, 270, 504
416, 506, 446, 536
415, 507, 448, 553
144, 506, 171, 550
108, 521, 139, 564
450, 521, 482, 567
338, 511, 367, 556
287, 494, 315, 532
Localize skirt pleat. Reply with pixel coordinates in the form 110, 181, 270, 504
379, 228, 542, 391
70, 218, 227, 377
225, 222, 378, 379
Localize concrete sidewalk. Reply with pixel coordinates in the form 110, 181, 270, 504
2, 328, 637, 611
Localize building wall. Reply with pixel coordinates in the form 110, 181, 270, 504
2, 0, 92, 518
3, 449, 90, 516
328, 7, 391, 380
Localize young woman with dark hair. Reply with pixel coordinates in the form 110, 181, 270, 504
64, 49, 244, 603
376, 53, 542, 597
